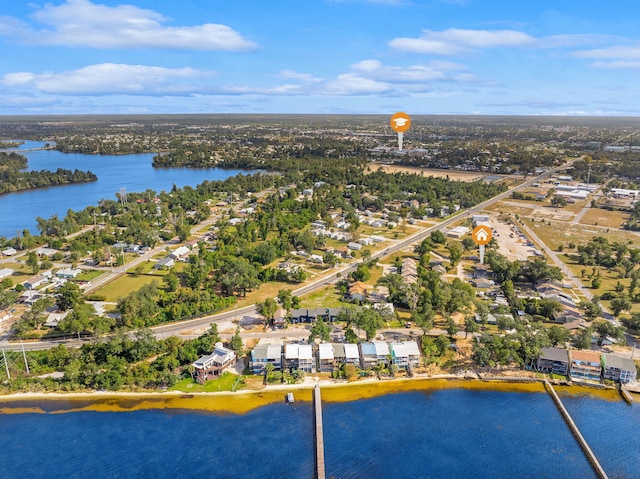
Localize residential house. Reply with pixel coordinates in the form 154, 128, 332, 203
318, 343, 335, 372
359, 340, 390, 368
1, 247, 17, 256
347, 242, 363, 251
193, 343, 237, 384
0, 309, 13, 322
153, 257, 175, 269
24, 275, 48, 290
602, 354, 637, 384
402, 258, 418, 285
250, 343, 283, 374
169, 246, 190, 260
44, 310, 70, 328
390, 341, 421, 369
56, 268, 81, 279
333, 343, 360, 366
284, 344, 314, 372
537, 347, 570, 375
348, 281, 369, 302
0, 268, 14, 280
35, 247, 58, 257
290, 307, 343, 323
569, 350, 602, 382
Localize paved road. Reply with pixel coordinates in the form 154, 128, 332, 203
0, 164, 572, 351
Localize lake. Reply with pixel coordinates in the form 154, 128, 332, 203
0, 141, 250, 238
1, 388, 638, 479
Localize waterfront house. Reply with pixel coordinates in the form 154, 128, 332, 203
601, 354, 637, 384
333, 343, 360, 366
284, 344, 314, 372
389, 341, 421, 369
318, 343, 335, 372
359, 340, 390, 368
537, 347, 570, 376
250, 343, 282, 374
193, 343, 236, 384
569, 350, 602, 382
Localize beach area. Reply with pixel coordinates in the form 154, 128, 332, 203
0, 373, 623, 416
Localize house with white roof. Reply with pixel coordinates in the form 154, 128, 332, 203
318, 343, 335, 372
285, 343, 314, 372
0, 268, 14, 280
334, 343, 361, 366
389, 341, 421, 369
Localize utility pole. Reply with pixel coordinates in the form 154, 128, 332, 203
2, 349, 10, 380
21, 341, 29, 375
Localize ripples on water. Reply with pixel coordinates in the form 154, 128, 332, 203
1, 389, 638, 479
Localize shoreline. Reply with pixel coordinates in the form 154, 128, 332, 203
0, 374, 624, 416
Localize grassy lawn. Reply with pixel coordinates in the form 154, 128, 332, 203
75, 269, 103, 281
93, 274, 165, 302
170, 372, 246, 392
299, 285, 347, 308
527, 220, 638, 251
1, 261, 32, 277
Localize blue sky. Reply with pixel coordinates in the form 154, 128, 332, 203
0, 0, 639, 116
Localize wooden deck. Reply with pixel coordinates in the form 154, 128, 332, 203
314, 385, 325, 479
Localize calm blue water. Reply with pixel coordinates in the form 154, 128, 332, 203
562, 393, 640, 479
1, 389, 636, 479
0, 141, 248, 237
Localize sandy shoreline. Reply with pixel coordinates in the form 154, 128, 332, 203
0, 374, 623, 415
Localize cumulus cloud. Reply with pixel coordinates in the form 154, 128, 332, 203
0, 0, 257, 51
277, 70, 323, 82
390, 28, 535, 54
350, 59, 467, 82
1, 63, 216, 95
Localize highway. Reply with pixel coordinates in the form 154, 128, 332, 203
0, 163, 572, 351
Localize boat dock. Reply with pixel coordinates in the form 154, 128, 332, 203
544, 380, 609, 479
313, 385, 325, 479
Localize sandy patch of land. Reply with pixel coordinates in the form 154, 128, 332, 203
491, 217, 540, 261
368, 164, 486, 182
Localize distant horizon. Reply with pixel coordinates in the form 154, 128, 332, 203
1, 1, 639, 116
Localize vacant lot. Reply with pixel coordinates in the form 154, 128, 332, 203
368, 164, 487, 182
579, 208, 629, 229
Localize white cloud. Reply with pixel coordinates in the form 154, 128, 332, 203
325, 73, 392, 95
591, 60, 640, 69
0, 0, 257, 51
350, 59, 467, 82
277, 70, 323, 82
573, 45, 640, 60
390, 28, 535, 54
1, 63, 216, 95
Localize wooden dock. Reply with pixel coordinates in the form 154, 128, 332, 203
314, 385, 326, 479
544, 380, 609, 479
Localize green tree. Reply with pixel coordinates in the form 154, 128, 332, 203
230, 327, 244, 356
256, 297, 278, 326
547, 325, 571, 347
610, 296, 632, 316
309, 317, 331, 343
26, 251, 40, 275
55, 282, 85, 311
277, 289, 293, 311
446, 241, 463, 266
464, 315, 479, 339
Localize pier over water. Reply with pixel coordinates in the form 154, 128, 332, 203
314, 385, 325, 479
544, 380, 609, 479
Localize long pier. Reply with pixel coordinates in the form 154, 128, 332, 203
544, 380, 609, 479
313, 385, 326, 479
